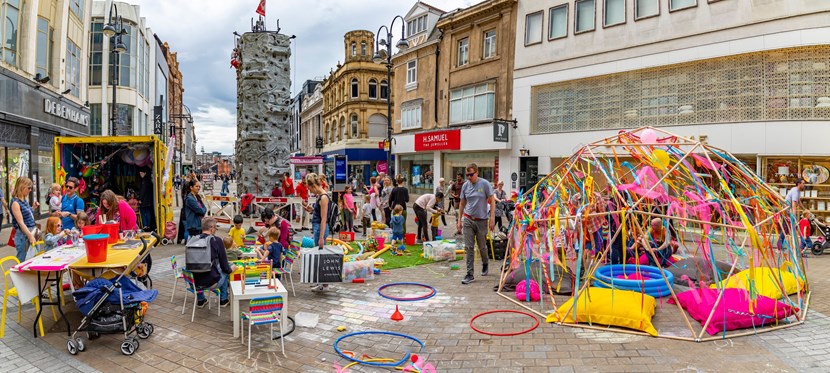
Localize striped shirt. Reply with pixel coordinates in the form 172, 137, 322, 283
12, 197, 35, 229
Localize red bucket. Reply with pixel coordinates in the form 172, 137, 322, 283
102, 223, 119, 244
405, 233, 416, 246
83, 234, 109, 263
81, 224, 106, 236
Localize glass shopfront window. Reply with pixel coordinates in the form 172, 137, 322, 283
37, 150, 53, 214
399, 154, 434, 194
444, 152, 496, 185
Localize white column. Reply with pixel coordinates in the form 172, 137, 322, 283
432, 150, 442, 193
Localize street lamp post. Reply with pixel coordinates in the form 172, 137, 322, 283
102, 3, 127, 136
373, 17, 408, 177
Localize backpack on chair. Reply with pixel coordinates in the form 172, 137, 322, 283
185, 235, 214, 273
324, 193, 339, 232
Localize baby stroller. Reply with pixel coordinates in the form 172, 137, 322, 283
69, 238, 158, 356
811, 217, 830, 256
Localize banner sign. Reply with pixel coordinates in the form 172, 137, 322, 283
415, 130, 460, 151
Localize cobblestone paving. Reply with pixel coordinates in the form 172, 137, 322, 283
2, 207, 830, 372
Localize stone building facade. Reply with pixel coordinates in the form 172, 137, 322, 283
391, 0, 517, 194
300, 83, 323, 156
321, 30, 391, 188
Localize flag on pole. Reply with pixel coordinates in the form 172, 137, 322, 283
255, 0, 266, 16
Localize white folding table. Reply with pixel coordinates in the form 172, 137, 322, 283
229, 279, 288, 338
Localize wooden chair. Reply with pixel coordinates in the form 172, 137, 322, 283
1, 256, 46, 338
180, 269, 220, 322
240, 295, 285, 358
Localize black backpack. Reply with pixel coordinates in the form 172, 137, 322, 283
323, 193, 338, 230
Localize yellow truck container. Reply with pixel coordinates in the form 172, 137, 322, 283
54, 136, 174, 236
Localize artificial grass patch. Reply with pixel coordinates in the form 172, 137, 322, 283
346, 242, 443, 270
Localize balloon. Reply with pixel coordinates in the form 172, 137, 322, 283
641, 129, 657, 144
653, 149, 670, 170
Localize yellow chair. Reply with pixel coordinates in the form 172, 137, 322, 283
1, 256, 45, 338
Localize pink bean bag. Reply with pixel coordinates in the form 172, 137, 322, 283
515, 279, 541, 302
670, 287, 797, 335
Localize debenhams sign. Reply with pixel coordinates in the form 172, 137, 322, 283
43, 98, 89, 126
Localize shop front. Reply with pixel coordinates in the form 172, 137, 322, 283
0, 73, 89, 218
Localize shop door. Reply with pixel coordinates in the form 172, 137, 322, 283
520, 157, 538, 193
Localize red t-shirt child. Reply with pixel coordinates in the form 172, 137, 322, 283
282, 177, 295, 195
800, 217, 811, 237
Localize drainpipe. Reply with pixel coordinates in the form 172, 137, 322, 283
434, 30, 443, 125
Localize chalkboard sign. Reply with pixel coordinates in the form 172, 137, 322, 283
300, 246, 344, 283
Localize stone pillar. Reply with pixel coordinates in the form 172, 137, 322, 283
235, 32, 292, 195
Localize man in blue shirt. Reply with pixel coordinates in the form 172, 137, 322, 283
58, 177, 85, 230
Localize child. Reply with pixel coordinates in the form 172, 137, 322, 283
800, 211, 812, 256
43, 217, 70, 252
256, 227, 283, 271
223, 236, 243, 261
430, 212, 441, 241
361, 195, 372, 236
75, 211, 90, 230
229, 215, 245, 248
342, 186, 355, 233
390, 205, 405, 254
48, 183, 62, 213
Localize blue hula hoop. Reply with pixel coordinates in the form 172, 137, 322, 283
334, 331, 425, 367
378, 282, 437, 302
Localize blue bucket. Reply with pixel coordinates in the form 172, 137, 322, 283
302, 236, 315, 248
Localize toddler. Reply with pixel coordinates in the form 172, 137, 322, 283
229, 215, 245, 248
390, 205, 405, 254
361, 195, 372, 236
256, 227, 283, 270
223, 236, 243, 261
43, 217, 70, 252
430, 212, 441, 241
800, 211, 812, 256
48, 183, 62, 213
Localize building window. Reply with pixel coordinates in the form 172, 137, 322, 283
449, 82, 495, 125
351, 42, 356, 56
65, 39, 81, 97
350, 78, 359, 98
548, 6, 568, 41
635, 0, 659, 19
401, 105, 422, 130
2, 0, 21, 66
69, 0, 84, 20
604, 0, 625, 26
380, 80, 389, 99
530, 46, 830, 134
407, 15, 428, 36
406, 60, 417, 86
483, 30, 496, 59
89, 21, 102, 85
457, 38, 469, 66
90, 104, 102, 135
138, 39, 145, 97
115, 104, 134, 136
524, 11, 543, 46
361, 41, 366, 56
575, 0, 595, 33
368, 78, 377, 99
36, 18, 50, 79
350, 114, 358, 138
670, 0, 696, 11
113, 24, 134, 88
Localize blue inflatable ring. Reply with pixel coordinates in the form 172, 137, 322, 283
593, 265, 674, 297
334, 331, 424, 367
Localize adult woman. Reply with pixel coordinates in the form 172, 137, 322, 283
493, 181, 507, 231
183, 179, 207, 239
10, 177, 39, 262
380, 177, 394, 226
304, 173, 330, 248
95, 190, 138, 232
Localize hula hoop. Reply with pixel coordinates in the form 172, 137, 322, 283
334, 331, 425, 367
378, 282, 437, 302
470, 310, 540, 337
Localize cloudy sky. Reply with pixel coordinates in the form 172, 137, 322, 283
129, 0, 483, 154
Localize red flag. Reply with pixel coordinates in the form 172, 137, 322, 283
255, 0, 265, 16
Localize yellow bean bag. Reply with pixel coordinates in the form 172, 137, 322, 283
711, 266, 802, 300
547, 287, 658, 336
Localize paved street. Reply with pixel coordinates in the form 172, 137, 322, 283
1, 204, 830, 373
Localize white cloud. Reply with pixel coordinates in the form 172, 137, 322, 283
129, 0, 484, 154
